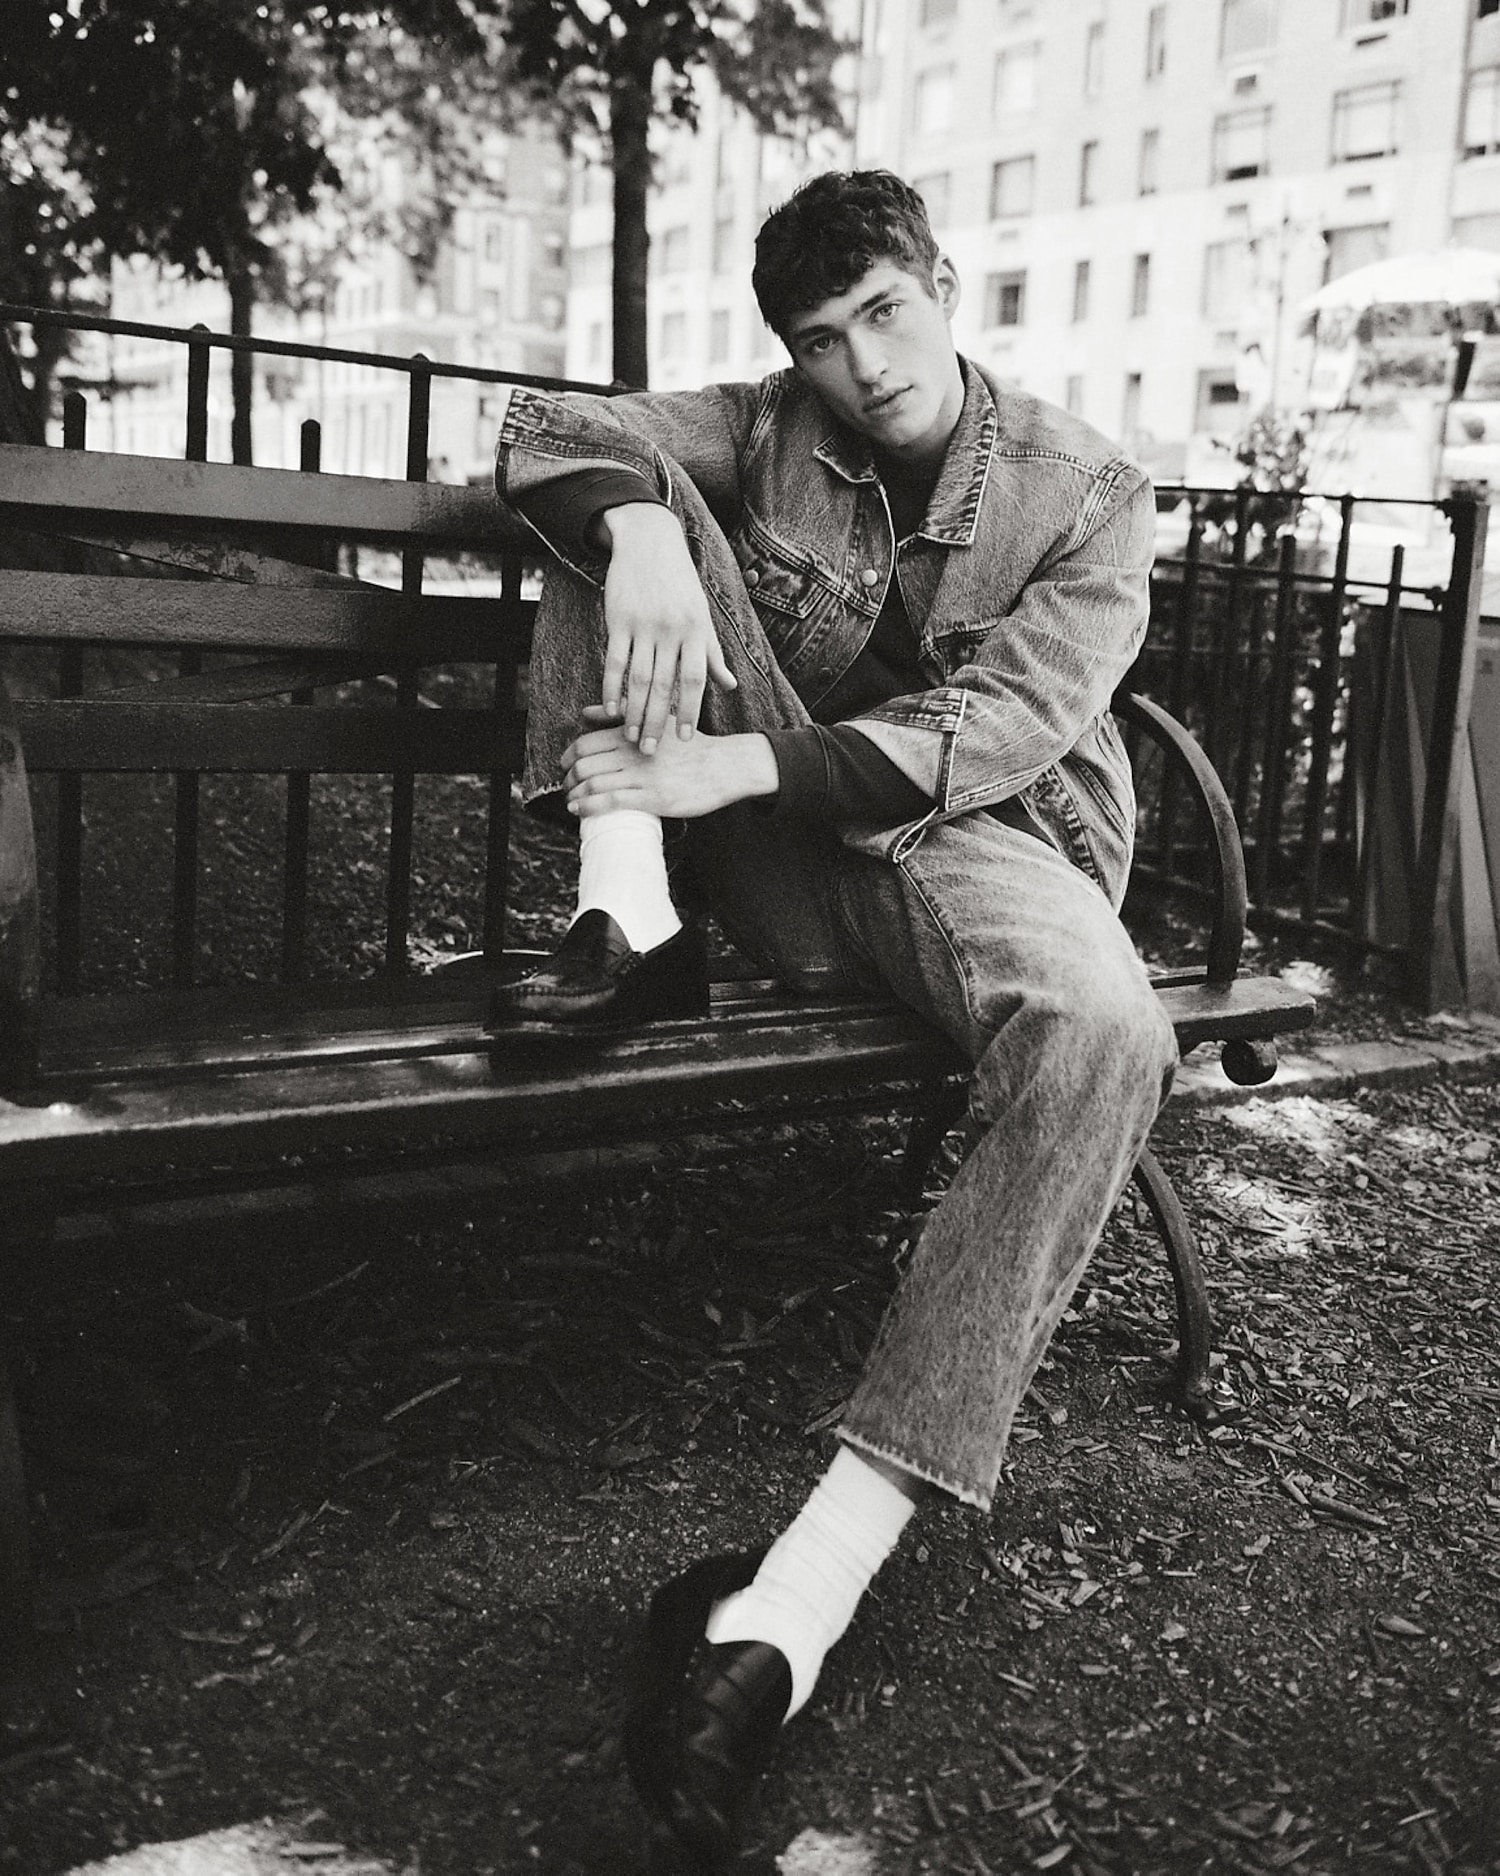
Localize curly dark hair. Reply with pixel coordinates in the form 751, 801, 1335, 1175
752, 169, 940, 339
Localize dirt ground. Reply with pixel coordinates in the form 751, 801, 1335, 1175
2, 1003, 1498, 1875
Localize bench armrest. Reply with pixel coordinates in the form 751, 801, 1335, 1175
1113, 689, 1248, 988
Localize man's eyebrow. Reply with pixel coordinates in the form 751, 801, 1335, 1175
790, 288, 896, 345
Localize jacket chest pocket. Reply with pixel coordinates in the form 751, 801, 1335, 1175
731, 533, 846, 676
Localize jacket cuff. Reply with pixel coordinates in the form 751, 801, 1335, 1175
513, 466, 666, 560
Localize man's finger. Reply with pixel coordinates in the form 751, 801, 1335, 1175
707, 633, 738, 694
623, 641, 656, 744
675, 646, 707, 740
637, 660, 678, 755
602, 634, 632, 717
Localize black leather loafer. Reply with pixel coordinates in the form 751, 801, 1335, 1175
484, 910, 708, 1036
622, 1550, 790, 1876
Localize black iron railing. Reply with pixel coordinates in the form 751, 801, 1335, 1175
2, 303, 1491, 1005
1137, 481, 1488, 1001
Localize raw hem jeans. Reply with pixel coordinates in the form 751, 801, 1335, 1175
520, 478, 1180, 1516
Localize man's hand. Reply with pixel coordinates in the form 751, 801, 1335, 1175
563, 708, 777, 820
599, 503, 737, 754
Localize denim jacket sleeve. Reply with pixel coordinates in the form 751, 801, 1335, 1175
857, 463, 1155, 819
493, 383, 763, 582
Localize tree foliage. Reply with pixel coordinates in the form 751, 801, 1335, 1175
498, 0, 850, 384
1, 0, 511, 443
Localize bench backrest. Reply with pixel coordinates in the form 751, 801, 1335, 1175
0, 440, 534, 999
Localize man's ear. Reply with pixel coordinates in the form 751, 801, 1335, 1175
934, 255, 961, 318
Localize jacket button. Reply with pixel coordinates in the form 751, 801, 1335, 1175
859, 567, 879, 586
744, 568, 760, 586
818, 664, 834, 679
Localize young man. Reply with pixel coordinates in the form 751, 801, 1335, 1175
488, 170, 1177, 1871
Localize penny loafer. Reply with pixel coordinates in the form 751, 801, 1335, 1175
622, 1550, 789, 1875
485, 910, 708, 1035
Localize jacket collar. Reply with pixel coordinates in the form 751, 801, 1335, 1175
810, 358, 995, 548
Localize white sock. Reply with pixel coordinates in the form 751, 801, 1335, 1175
573, 809, 681, 954
704, 1445, 917, 1719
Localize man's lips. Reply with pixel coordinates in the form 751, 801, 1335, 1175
863, 386, 911, 417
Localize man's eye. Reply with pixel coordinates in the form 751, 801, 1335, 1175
806, 336, 834, 356
872, 302, 898, 322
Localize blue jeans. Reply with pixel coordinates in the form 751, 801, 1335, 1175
522, 483, 1179, 1515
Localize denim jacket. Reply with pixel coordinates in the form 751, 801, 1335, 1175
493, 358, 1154, 898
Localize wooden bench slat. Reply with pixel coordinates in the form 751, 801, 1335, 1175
0, 442, 508, 545
17, 701, 522, 773
0, 970, 1316, 1185
0, 569, 530, 656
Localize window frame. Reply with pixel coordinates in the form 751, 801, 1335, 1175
1130, 252, 1152, 319
1331, 79, 1402, 163
1079, 139, 1100, 206
1464, 67, 1500, 158
990, 153, 1037, 219
993, 39, 1041, 115
984, 269, 1028, 328
1145, 3, 1167, 80
1220, 0, 1277, 60
1212, 105, 1273, 182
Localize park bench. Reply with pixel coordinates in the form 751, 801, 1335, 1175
0, 435, 1315, 1665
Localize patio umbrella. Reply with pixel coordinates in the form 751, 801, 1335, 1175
1301, 247, 1500, 316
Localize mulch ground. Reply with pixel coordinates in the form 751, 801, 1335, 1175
1, 766, 1498, 1873
1, 1050, 1497, 1875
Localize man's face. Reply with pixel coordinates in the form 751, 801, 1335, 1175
783, 257, 965, 470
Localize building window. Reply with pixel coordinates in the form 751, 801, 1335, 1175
657, 225, 691, 273
483, 220, 506, 265
709, 310, 732, 364
1202, 238, 1252, 318
1220, 0, 1276, 58
913, 65, 955, 136
1340, 0, 1408, 22
993, 41, 1040, 114
1195, 370, 1246, 436
1084, 20, 1105, 96
1122, 372, 1143, 444
574, 243, 612, 289
916, 172, 952, 227
922, 0, 958, 23
1131, 253, 1152, 318
1072, 259, 1091, 322
1145, 4, 1167, 79
1212, 106, 1272, 181
542, 233, 566, 272
1065, 374, 1085, 417
659, 311, 687, 361
1322, 222, 1390, 282
1139, 127, 1161, 195
538, 292, 565, 332
1464, 69, 1500, 156
1079, 139, 1100, 205
1483, 0, 1500, 18
587, 321, 608, 368
984, 270, 1027, 327
1332, 81, 1401, 162
712, 216, 735, 275
990, 155, 1036, 218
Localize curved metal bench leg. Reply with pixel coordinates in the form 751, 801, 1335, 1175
0, 1341, 33, 1679
901, 1078, 970, 1207
1130, 1147, 1231, 1424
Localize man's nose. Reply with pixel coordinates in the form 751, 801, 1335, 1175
847, 330, 888, 386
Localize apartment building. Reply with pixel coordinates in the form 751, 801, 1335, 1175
569, 0, 1500, 493
103, 121, 571, 481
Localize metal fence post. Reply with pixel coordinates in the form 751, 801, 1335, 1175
1407, 485, 1489, 1011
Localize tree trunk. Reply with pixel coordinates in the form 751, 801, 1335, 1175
609, 74, 652, 389
227, 261, 255, 466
